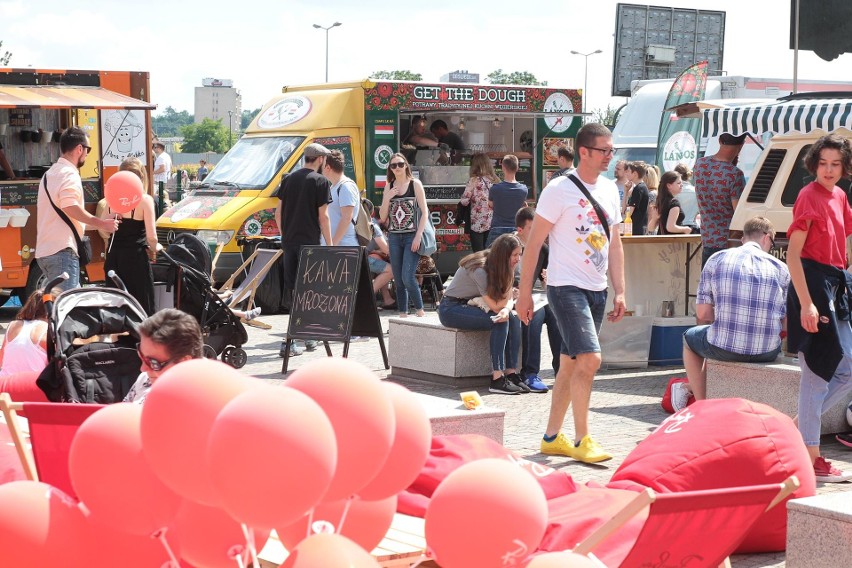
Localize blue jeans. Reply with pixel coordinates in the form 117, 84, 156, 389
522, 304, 562, 377
438, 297, 520, 371
485, 226, 514, 248
388, 232, 423, 313
683, 325, 780, 362
37, 248, 79, 292
548, 285, 607, 356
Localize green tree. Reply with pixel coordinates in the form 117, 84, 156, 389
0, 41, 11, 66
370, 70, 423, 81
486, 69, 547, 86
179, 118, 230, 153
592, 104, 620, 129
152, 106, 194, 137
241, 107, 261, 129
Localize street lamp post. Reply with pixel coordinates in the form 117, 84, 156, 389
227, 110, 233, 149
313, 22, 342, 82
570, 49, 603, 119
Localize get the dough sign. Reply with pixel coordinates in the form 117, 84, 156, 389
409, 85, 529, 111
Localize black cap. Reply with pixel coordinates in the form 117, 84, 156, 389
719, 133, 747, 146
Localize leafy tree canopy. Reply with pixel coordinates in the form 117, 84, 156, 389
179, 118, 230, 153
152, 106, 194, 137
241, 108, 261, 130
370, 70, 423, 81
592, 104, 620, 129
486, 69, 547, 86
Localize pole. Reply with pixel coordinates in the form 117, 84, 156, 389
793, 0, 800, 94
228, 110, 233, 148
313, 22, 342, 83
570, 49, 603, 122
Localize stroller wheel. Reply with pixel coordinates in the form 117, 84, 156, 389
226, 347, 248, 369
221, 346, 233, 363
203, 344, 218, 359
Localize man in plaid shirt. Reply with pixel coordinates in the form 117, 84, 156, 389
676, 217, 790, 407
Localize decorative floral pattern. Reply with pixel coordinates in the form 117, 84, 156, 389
461, 176, 494, 233
364, 83, 413, 111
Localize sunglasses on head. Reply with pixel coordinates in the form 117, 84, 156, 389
136, 342, 177, 371
389, 162, 406, 169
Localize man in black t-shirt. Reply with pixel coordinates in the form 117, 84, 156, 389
430, 119, 465, 164
625, 161, 650, 235
275, 142, 333, 355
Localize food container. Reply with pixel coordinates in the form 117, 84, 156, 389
9, 208, 30, 228
0, 209, 11, 228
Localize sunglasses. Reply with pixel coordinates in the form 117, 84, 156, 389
81, 144, 92, 153
136, 342, 178, 371
389, 162, 406, 169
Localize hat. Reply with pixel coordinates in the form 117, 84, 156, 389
719, 133, 747, 146
304, 142, 331, 158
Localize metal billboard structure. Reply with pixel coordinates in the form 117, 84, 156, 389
612, 4, 726, 97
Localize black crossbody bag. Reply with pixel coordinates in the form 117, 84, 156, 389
567, 173, 611, 242
41, 175, 93, 266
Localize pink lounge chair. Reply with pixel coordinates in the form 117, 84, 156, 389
573, 476, 800, 568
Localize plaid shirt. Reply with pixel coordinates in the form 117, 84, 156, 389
698, 241, 790, 355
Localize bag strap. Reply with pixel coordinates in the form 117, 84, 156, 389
336, 179, 362, 227
41, 175, 84, 246
567, 174, 611, 242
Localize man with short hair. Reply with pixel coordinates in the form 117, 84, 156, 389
486, 154, 528, 248
322, 150, 360, 247
676, 216, 789, 408
197, 160, 209, 181
152, 141, 172, 186
613, 159, 629, 210
403, 116, 438, 148
429, 120, 465, 152
275, 142, 334, 356
553, 147, 575, 178
36, 127, 119, 291
625, 161, 650, 235
516, 123, 626, 464
694, 133, 747, 266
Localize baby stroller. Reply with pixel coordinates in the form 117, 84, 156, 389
154, 233, 249, 368
36, 272, 147, 404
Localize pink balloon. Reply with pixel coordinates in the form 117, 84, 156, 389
276, 494, 396, 553
0, 481, 89, 566
280, 533, 380, 568
357, 382, 432, 500
425, 459, 549, 568
105, 170, 144, 214
141, 359, 256, 505
207, 385, 337, 529
69, 403, 182, 536
287, 359, 395, 501
175, 500, 269, 568
525, 551, 601, 567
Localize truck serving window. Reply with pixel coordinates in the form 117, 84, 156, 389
203, 136, 304, 189
780, 147, 810, 207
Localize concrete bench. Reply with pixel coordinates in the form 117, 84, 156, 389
706, 357, 852, 434
389, 315, 492, 387
414, 392, 504, 445
786, 492, 852, 567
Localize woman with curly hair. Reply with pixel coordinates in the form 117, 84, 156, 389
460, 153, 498, 252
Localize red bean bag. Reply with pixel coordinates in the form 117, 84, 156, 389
0, 371, 48, 404
608, 398, 816, 553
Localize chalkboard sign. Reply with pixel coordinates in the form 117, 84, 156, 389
282, 246, 388, 373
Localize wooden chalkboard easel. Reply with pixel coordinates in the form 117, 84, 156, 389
282, 246, 389, 374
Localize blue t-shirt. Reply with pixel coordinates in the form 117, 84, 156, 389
489, 181, 528, 228
323, 176, 360, 246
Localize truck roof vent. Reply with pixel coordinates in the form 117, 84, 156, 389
747, 149, 787, 204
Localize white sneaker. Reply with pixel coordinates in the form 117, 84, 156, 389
670, 381, 691, 412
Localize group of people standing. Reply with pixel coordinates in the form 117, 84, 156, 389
615, 159, 700, 236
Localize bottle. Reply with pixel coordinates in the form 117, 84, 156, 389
623, 210, 633, 236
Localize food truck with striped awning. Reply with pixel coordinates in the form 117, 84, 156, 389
0, 68, 156, 300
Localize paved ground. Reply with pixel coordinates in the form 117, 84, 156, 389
4, 303, 850, 566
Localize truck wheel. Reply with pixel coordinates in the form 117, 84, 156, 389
21, 262, 46, 303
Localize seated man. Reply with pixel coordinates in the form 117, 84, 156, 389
124, 308, 204, 404
676, 216, 790, 410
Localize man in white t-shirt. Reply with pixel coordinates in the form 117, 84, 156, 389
516, 123, 626, 464
152, 141, 172, 186
321, 149, 360, 247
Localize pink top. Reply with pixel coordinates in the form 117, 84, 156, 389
0, 320, 48, 376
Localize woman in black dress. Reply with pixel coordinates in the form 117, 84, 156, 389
656, 171, 693, 235
102, 157, 158, 314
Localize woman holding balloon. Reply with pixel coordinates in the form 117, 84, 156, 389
101, 157, 158, 315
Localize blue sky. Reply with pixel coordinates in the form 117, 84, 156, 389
2, 0, 850, 115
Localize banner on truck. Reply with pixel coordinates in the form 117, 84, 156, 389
656, 61, 708, 173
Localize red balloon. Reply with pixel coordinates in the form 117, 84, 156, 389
175, 499, 270, 568
207, 385, 337, 529
287, 359, 395, 501
141, 359, 256, 505
105, 170, 144, 214
280, 533, 380, 568
69, 403, 182, 536
425, 459, 549, 568
525, 552, 601, 567
276, 494, 396, 553
357, 382, 432, 500
81, 504, 181, 568
0, 481, 89, 567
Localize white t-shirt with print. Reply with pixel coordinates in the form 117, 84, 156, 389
535, 173, 622, 291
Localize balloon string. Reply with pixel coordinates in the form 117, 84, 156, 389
152, 527, 181, 568
306, 507, 315, 539
240, 523, 260, 568
107, 213, 118, 254
336, 495, 355, 534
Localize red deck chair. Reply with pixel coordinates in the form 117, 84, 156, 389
0, 393, 104, 499
573, 476, 800, 568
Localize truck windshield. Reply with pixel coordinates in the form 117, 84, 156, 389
203, 136, 305, 189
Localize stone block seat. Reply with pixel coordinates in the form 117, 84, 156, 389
414, 392, 504, 445
706, 356, 852, 434
388, 314, 492, 387
787, 492, 852, 567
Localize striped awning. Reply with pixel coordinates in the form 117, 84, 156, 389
0, 85, 155, 110
702, 98, 852, 138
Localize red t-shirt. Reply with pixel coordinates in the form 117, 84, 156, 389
788, 181, 852, 268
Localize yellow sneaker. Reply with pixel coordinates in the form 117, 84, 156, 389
572, 435, 612, 463
540, 432, 576, 457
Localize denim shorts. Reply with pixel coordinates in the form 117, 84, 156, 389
683, 325, 780, 363
368, 256, 389, 275
547, 284, 607, 357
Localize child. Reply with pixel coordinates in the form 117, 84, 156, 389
786, 133, 852, 483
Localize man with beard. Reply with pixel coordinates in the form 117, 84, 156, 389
36, 127, 119, 291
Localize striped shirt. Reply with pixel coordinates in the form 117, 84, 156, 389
698, 241, 790, 355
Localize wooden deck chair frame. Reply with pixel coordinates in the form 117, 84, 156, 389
572, 476, 800, 568
216, 247, 283, 312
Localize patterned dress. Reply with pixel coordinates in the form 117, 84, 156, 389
462, 176, 494, 233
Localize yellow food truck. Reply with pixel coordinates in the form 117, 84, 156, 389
156, 79, 582, 279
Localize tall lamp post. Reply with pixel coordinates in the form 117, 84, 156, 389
227, 110, 233, 149
313, 22, 342, 82
570, 49, 603, 120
